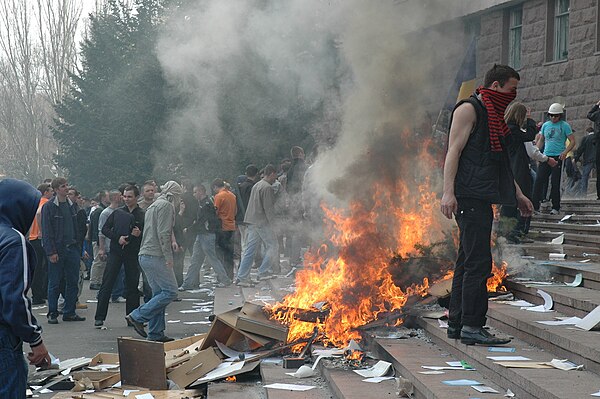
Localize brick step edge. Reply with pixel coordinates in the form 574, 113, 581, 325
506, 281, 600, 316
486, 302, 600, 374
367, 336, 505, 399
416, 317, 600, 399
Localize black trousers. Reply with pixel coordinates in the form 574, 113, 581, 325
532, 157, 562, 211
29, 239, 47, 302
596, 149, 600, 199
448, 198, 493, 328
94, 249, 140, 321
216, 230, 235, 280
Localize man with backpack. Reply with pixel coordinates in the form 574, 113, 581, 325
179, 184, 232, 290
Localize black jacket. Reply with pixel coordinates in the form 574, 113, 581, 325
41, 196, 85, 256
188, 196, 220, 235
101, 205, 144, 253
286, 158, 307, 197
506, 119, 537, 199
575, 134, 597, 165
452, 95, 516, 205
89, 204, 106, 244
586, 105, 600, 155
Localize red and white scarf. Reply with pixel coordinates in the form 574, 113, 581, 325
476, 86, 516, 152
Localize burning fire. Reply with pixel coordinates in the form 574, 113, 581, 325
270, 167, 448, 347
488, 260, 508, 292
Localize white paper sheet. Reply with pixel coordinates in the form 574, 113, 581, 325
576, 305, 600, 331
472, 385, 500, 393
135, 394, 155, 399
418, 370, 445, 375
438, 319, 448, 328
505, 300, 534, 307
167, 320, 180, 323
550, 234, 565, 245
194, 361, 245, 384
560, 214, 573, 222
264, 383, 316, 391
548, 359, 583, 371
353, 360, 392, 378
421, 366, 466, 371
549, 253, 566, 260
486, 356, 531, 361
591, 390, 600, 396
442, 379, 482, 386
183, 321, 211, 325
580, 259, 591, 263
123, 389, 140, 396
362, 376, 395, 383
565, 273, 583, 287
536, 317, 581, 326
179, 309, 202, 313
505, 388, 515, 397
523, 290, 553, 312
445, 361, 462, 367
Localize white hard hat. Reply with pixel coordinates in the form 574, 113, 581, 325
548, 103, 564, 114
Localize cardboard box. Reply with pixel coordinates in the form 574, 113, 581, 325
200, 307, 272, 351
71, 371, 121, 390
235, 302, 289, 342
118, 335, 205, 390
89, 352, 119, 368
167, 347, 222, 388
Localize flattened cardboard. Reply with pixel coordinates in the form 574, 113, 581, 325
200, 307, 271, 351
575, 304, 600, 331
428, 278, 452, 298
71, 371, 121, 390
236, 302, 289, 342
163, 334, 205, 352
167, 347, 222, 388
118, 337, 168, 390
89, 352, 119, 367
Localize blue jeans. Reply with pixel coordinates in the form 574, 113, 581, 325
0, 326, 27, 399
237, 224, 278, 281
577, 162, 595, 196
181, 233, 231, 289
47, 246, 80, 318
131, 255, 178, 340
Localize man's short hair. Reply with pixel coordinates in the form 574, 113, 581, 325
245, 164, 258, 177
264, 164, 277, 176
108, 190, 121, 202
143, 180, 156, 187
51, 177, 67, 190
212, 178, 225, 188
43, 178, 52, 184
96, 190, 108, 202
68, 187, 80, 196
37, 183, 51, 195
123, 184, 140, 197
290, 146, 304, 159
483, 64, 520, 88
194, 183, 206, 193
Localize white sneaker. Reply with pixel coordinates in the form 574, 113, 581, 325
112, 296, 126, 303
550, 209, 559, 215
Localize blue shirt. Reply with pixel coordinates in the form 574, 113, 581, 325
541, 120, 572, 156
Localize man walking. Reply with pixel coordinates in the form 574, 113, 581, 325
0, 179, 51, 398
213, 178, 237, 280
235, 164, 279, 286
41, 177, 86, 324
441, 64, 532, 345
94, 185, 144, 328
286, 146, 308, 268
126, 181, 182, 342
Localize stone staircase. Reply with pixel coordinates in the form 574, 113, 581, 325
367, 198, 600, 399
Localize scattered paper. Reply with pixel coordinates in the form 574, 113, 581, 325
362, 376, 395, 383
88, 364, 119, 371
488, 347, 516, 352
486, 356, 531, 361
135, 394, 154, 399
580, 259, 591, 263
565, 273, 583, 287
536, 317, 581, 326
353, 360, 392, 378
312, 348, 344, 357
442, 379, 482, 386
549, 253, 566, 260
123, 390, 140, 396
560, 214, 573, 222
472, 385, 500, 393
194, 361, 245, 384
31, 305, 47, 310
86, 299, 98, 303
216, 341, 258, 362
438, 319, 449, 328
264, 383, 316, 391
591, 390, 600, 396
287, 365, 315, 378
421, 366, 466, 371
167, 320, 180, 323
183, 321, 211, 325
505, 300, 534, 307
179, 309, 202, 313
494, 361, 553, 369
505, 389, 515, 397
523, 290, 553, 312
548, 359, 583, 371
346, 339, 362, 352
576, 305, 600, 331
446, 361, 462, 367
550, 234, 565, 245
418, 370, 445, 375
60, 367, 71, 376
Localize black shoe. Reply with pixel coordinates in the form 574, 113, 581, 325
447, 325, 461, 339
89, 283, 101, 290
47, 315, 58, 324
94, 320, 104, 328
125, 314, 147, 338
461, 327, 511, 345
519, 237, 534, 244
151, 335, 175, 343
63, 314, 86, 322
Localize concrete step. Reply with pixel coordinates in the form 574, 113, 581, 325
518, 243, 599, 261
532, 214, 600, 224
522, 260, 600, 291
530, 220, 600, 234
319, 362, 396, 399
368, 337, 506, 399
486, 302, 600, 374
416, 317, 600, 399
506, 280, 600, 317
554, 205, 600, 215
526, 230, 600, 246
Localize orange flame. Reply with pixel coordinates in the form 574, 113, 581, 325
225, 376, 237, 382
488, 260, 508, 292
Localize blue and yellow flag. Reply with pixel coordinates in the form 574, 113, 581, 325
444, 37, 476, 110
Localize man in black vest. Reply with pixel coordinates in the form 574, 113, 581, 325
441, 64, 533, 345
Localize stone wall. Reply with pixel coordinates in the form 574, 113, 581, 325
477, 0, 600, 137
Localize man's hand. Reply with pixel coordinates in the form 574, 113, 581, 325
516, 192, 534, 217
98, 248, 106, 261
118, 236, 129, 246
131, 226, 141, 237
166, 260, 174, 269
28, 343, 51, 367
547, 157, 558, 167
440, 192, 458, 219
171, 241, 181, 252
49, 254, 58, 263
559, 151, 568, 161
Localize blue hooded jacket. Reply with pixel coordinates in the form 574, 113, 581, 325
0, 178, 43, 346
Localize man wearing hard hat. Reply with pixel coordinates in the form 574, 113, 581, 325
531, 103, 575, 214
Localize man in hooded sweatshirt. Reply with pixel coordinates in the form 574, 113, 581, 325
126, 181, 183, 342
0, 178, 51, 398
